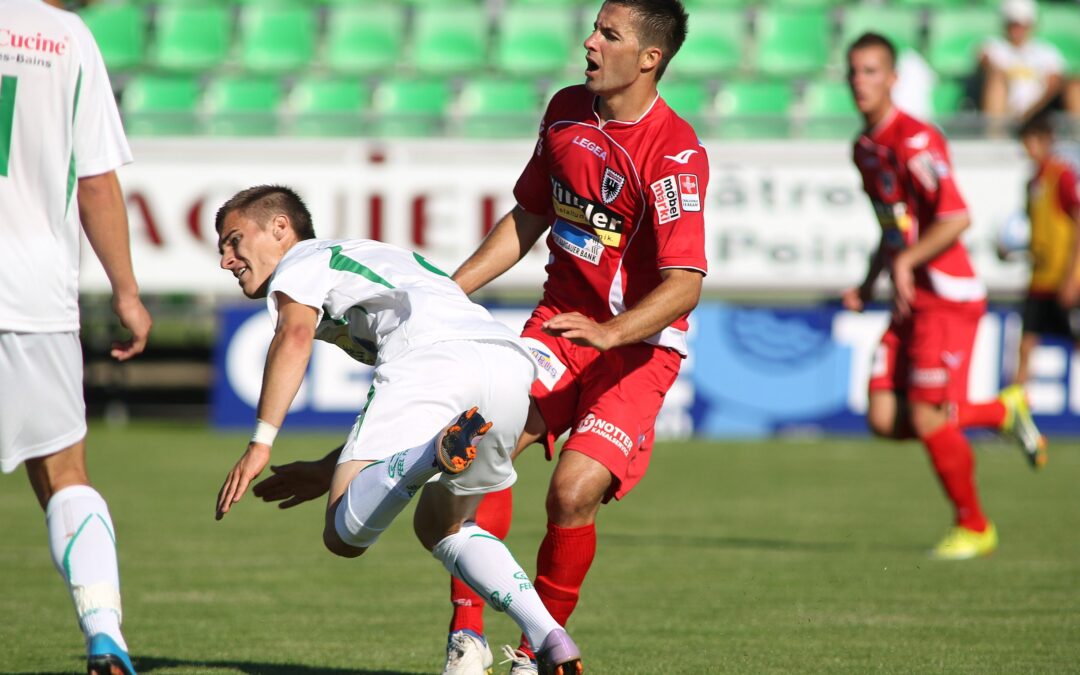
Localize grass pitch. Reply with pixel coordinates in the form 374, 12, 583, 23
1, 423, 1078, 674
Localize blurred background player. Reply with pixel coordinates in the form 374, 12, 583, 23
444, 1, 707, 672
1009, 113, 1080, 385
0, 0, 152, 672
213, 186, 583, 675
842, 33, 1045, 562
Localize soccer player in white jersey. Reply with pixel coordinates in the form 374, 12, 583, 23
0, 1, 152, 673
213, 185, 584, 675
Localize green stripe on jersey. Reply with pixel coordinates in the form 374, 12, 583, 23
328, 245, 395, 289
413, 251, 450, 277
65, 68, 83, 215
0, 76, 18, 178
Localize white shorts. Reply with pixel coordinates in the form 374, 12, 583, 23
0, 332, 86, 474
339, 339, 534, 496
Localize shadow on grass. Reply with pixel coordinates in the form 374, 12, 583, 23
13, 655, 418, 675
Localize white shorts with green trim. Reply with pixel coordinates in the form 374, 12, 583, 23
339, 339, 533, 496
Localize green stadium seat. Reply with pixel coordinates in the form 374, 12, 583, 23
840, 5, 922, 56
80, 3, 145, 73
669, 9, 744, 78
411, 7, 489, 75
1037, 4, 1080, 74
150, 5, 231, 73
660, 80, 711, 131
926, 8, 998, 78
681, 0, 750, 8
802, 79, 859, 138
894, 0, 970, 8
458, 78, 541, 138
121, 74, 201, 136
205, 76, 282, 136
754, 8, 831, 78
371, 77, 452, 137
931, 79, 967, 118
715, 80, 792, 138
508, 0, 585, 6
324, 6, 406, 75
766, 0, 839, 8
288, 77, 368, 137
238, 4, 316, 74
402, 0, 483, 9
494, 7, 578, 77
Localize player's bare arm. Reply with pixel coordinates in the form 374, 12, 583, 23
253, 444, 342, 509
543, 268, 703, 351
890, 214, 970, 318
843, 244, 886, 312
78, 170, 152, 361
216, 296, 317, 519
452, 205, 549, 294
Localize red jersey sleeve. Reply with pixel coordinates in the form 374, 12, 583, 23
513, 103, 554, 217
1058, 164, 1080, 216
649, 144, 709, 274
902, 128, 968, 221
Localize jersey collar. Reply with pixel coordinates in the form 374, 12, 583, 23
592, 92, 663, 130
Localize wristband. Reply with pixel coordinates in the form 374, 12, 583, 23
251, 419, 279, 447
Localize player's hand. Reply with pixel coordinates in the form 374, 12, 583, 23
542, 312, 617, 351
110, 293, 152, 361
252, 459, 334, 509
890, 253, 916, 320
841, 286, 867, 313
216, 443, 271, 520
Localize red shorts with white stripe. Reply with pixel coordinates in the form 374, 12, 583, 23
868, 301, 985, 405
521, 305, 682, 502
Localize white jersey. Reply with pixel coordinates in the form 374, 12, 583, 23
267, 239, 531, 367
982, 36, 1064, 116
0, 0, 132, 333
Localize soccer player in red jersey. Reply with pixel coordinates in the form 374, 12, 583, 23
843, 33, 1046, 562
443, 1, 708, 671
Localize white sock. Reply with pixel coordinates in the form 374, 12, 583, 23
46, 485, 127, 652
433, 524, 561, 650
335, 439, 440, 548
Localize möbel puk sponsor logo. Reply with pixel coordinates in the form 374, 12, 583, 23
576, 413, 633, 456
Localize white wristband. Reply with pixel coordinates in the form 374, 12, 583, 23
251, 419, 279, 447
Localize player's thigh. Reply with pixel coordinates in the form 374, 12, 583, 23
413, 482, 484, 551
0, 332, 86, 479
438, 340, 535, 497
520, 318, 585, 459
561, 344, 681, 502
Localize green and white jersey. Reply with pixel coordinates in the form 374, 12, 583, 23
267, 239, 531, 367
0, 0, 132, 332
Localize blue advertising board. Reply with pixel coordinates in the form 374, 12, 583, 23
214, 302, 1080, 437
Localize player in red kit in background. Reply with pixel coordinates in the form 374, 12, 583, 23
843, 33, 1046, 563
442, 1, 707, 672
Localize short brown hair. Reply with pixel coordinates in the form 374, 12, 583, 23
215, 185, 315, 240
607, 0, 689, 81
847, 32, 897, 69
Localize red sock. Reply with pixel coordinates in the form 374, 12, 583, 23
517, 522, 596, 653
922, 425, 988, 532
448, 487, 513, 635
956, 400, 1006, 430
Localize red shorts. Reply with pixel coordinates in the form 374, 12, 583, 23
521, 306, 682, 501
868, 302, 985, 405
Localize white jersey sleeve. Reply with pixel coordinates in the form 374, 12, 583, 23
66, 13, 131, 178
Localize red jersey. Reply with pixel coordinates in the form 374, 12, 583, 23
853, 108, 985, 309
514, 85, 709, 355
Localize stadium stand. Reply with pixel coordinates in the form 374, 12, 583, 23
205, 75, 283, 136
77, 0, 1080, 139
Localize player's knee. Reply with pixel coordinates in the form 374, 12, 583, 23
322, 522, 367, 558
866, 413, 895, 438
910, 403, 948, 438
545, 484, 598, 526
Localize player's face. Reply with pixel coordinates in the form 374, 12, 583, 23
847, 46, 896, 120
1021, 131, 1052, 163
217, 211, 283, 299
583, 3, 649, 96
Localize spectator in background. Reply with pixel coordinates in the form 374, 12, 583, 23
1010, 114, 1080, 385
979, 0, 1067, 124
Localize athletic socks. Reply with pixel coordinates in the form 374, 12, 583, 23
534, 522, 597, 628
45, 485, 127, 651
956, 400, 1007, 430
922, 425, 988, 532
449, 487, 513, 635
335, 438, 442, 549
433, 524, 561, 651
